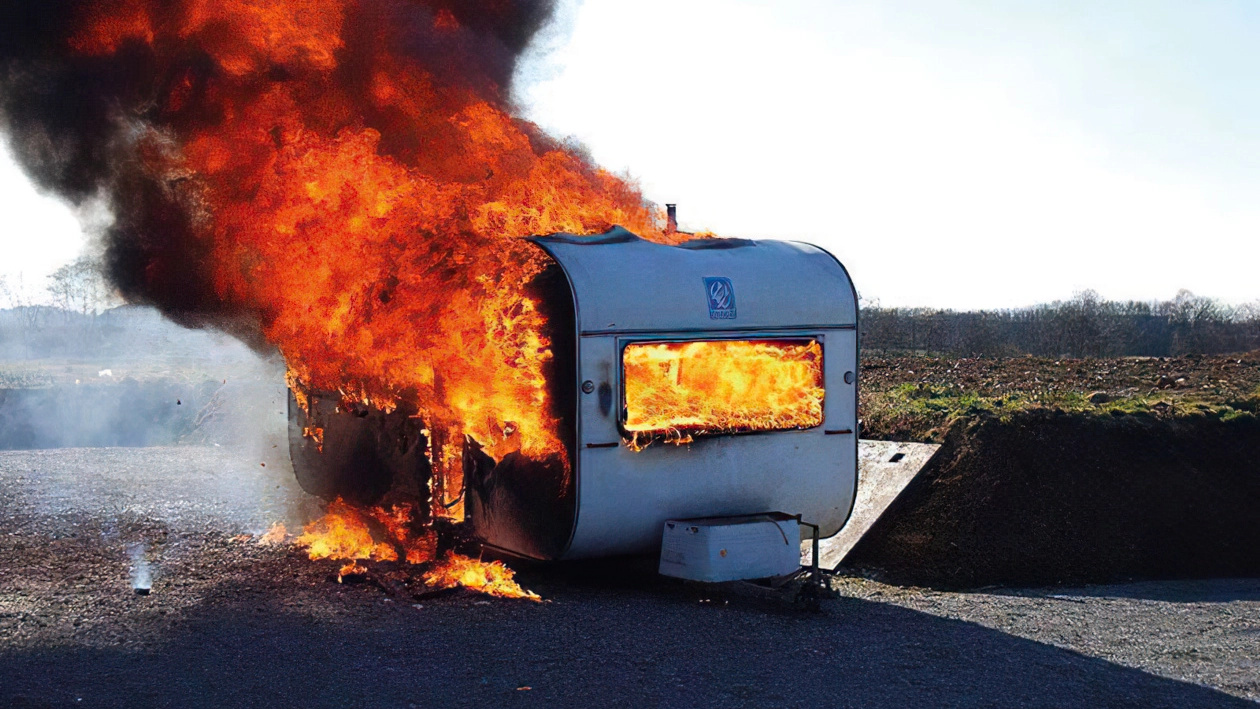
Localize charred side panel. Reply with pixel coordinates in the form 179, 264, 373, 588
465, 260, 577, 559
287, 391, 432, 510
464, 442, 574, 559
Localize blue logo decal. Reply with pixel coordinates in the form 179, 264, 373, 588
703, 277, 736, 320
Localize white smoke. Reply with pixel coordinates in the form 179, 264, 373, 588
127, 541, 151, 594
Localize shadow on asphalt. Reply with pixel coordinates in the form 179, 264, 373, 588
0, 573, 1251, 709
1009, 577, 1260, 604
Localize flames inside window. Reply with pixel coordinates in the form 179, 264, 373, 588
622, 339, 825, 442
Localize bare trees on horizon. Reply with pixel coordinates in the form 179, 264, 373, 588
45, 256, 116, 317
861, 290, 1260, 358
3, 263, 1258, 360
2, 255, 117, 317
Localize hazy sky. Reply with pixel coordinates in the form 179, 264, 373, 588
2, 0, 1258, 309
518, 0, 1260, 308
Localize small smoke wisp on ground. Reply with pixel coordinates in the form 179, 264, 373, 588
127, 542, 151, 595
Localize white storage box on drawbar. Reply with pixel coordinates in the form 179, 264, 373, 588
658, 513, 802, 582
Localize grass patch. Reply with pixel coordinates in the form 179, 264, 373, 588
863, 383, 1260, 442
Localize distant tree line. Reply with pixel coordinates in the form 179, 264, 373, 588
861, 291, 1260, 357
0, 255, 135, 360
1, 256, 117, 319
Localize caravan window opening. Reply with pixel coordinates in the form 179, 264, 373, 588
620, 338, 825, 439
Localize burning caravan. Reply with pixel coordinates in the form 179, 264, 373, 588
289, 226, 859, 570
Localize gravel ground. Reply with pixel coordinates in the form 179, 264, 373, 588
832, 576, 1260, 703
0, 446, 1256, 708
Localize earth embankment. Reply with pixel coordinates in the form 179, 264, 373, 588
847, 410, 1260, 588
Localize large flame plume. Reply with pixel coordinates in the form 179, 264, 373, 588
0, 0, 683, 468
0, 0, 689, 596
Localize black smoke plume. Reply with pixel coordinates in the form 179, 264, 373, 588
0, 0, 556, 345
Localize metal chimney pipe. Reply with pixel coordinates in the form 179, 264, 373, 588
666, 204, 677, 234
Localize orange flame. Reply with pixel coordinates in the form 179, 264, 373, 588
68, 1, 688, 478
424, 552, 539, 601
368, 503, 437, 565
623, 340, 826, 447
62, 3, 704, 592
337, 561, 369, 583
296, 498, 534, 598
258, 522, 288, 545
296, 498, 400, 562
302, 426, 324, 453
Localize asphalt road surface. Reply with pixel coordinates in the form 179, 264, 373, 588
0, 446, 1256, 708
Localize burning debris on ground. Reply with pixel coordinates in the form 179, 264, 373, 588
289, 496, 539, 600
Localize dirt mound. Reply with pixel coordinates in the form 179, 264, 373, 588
846, 410, 1260, 588
859, 353, 1260, 442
